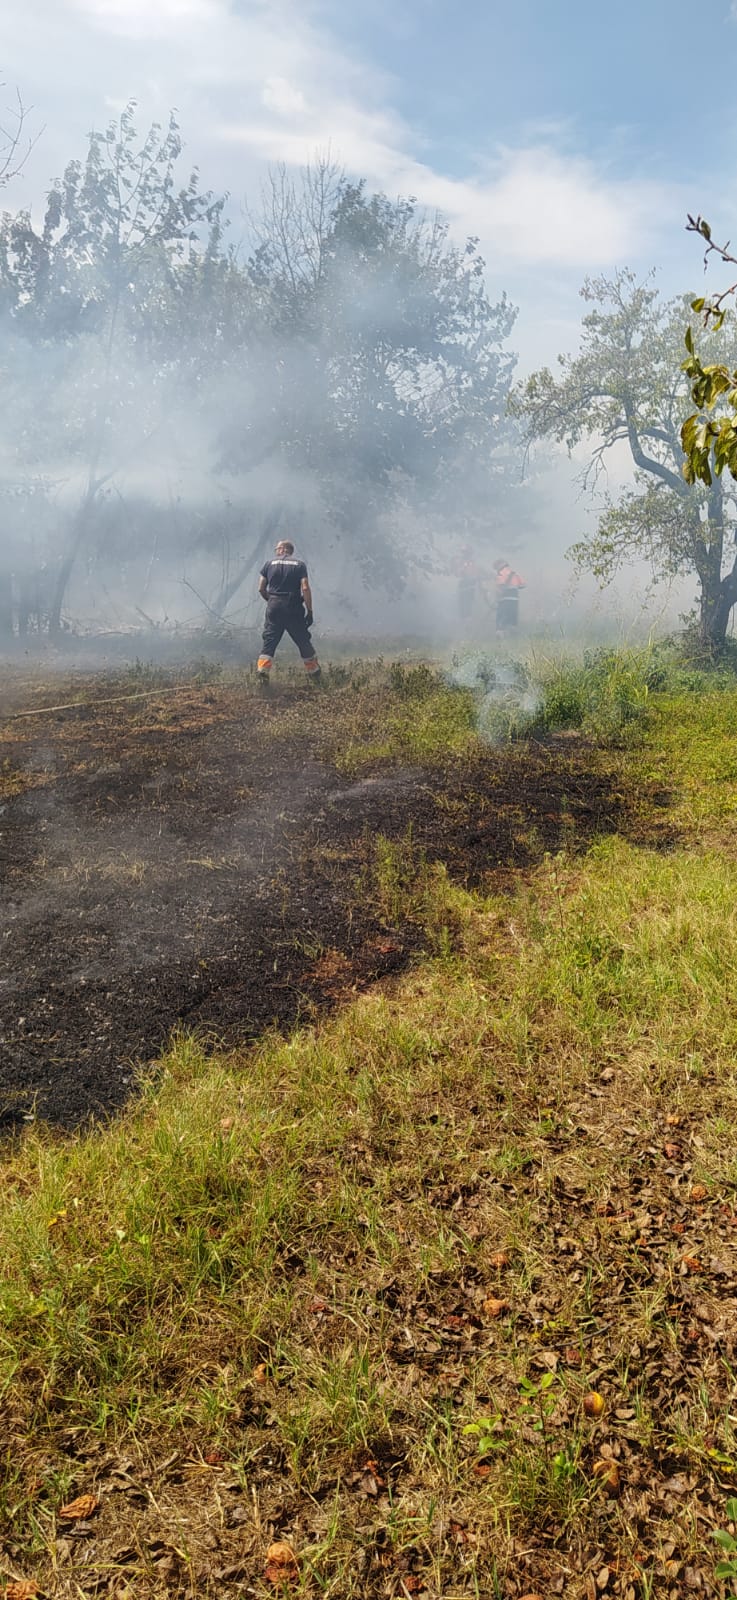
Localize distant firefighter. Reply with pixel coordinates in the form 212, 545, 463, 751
257, 540, 320, 683
493, 559, 525, 632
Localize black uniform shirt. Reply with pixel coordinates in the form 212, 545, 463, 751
260, 557, 308, 603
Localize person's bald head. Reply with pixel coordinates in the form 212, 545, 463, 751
275, 540, 295, 557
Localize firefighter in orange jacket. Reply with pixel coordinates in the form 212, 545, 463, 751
493, 559, 525, 632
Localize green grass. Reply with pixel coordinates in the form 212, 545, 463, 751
2, 672, 737, 1594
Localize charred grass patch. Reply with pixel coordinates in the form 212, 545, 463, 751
0, 662, 639, 1128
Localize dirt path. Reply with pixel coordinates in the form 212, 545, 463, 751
0, 677, 642, 1128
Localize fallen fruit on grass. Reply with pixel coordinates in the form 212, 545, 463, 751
690, 1184, 708, 1202
264, 1541, 299, 1587
482, 1296, 509, 1319
489, 1250, 509, 1269
583, 1390, 606, 1418
253, 1362, 268, 1384
592, 1459, 620, 1493
58, 1493, 99, 1521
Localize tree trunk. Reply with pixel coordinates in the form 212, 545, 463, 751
0, 571, 13, 639
703, 554, 737, 651
696, 484, 735, 655
212, 508, 282, 617
48, 492, 96, 639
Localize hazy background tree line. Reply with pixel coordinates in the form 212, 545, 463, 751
0, 106, 520, 642
2, 102, 737, 651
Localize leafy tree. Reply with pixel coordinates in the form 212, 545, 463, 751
0, 103, 225, 633
681, 216, 737, 491
215, 168, 518, 609
513, 270, 737, 652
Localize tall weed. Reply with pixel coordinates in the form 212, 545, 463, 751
532, 647, 654, 741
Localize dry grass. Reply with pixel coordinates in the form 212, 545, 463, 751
1, 676, 737, 1595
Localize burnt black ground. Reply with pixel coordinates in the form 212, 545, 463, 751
0, 677, 653, 1128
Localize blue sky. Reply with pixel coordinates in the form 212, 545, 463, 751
323, 0, 737, 182
4, 0, 737, 364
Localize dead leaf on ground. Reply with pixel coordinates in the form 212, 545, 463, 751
482, 1296, 509, 1319
253, 1361, 268, 1384
203, 1449, 225, 1465
489, 1250, 509, 1269
213, 1561, 249, 1582
400, 1577, 426, 1594
663, 1141, 681, 1160
350, 1458, 386, 1497
681, 1255, 702, 1274
593, 1459, 620, 1493
5, 1582, 40, 1600
690, 1184, 708, 1202
58, 1493, 99, 1521
264, 1541, 299, 1588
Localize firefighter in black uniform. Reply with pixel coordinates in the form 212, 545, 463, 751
257, 540, 321, 683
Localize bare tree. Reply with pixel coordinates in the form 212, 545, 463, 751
248, 155, 345, 296
0, 85, 37, 189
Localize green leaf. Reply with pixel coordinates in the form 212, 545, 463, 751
681, 414, 700, 449
725, 1497, 737, 1521
691, 297, 706, 313
715, 1562, 737, 1580
713, 1531, 737, 1550
685, 325, 694, 354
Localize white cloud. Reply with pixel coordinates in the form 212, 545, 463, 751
261, 76, 307, 118
218, 109, 674, 270
71, 0, 225, 40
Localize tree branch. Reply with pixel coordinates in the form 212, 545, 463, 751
624, 410, 686, 496
0, 86, 39, 187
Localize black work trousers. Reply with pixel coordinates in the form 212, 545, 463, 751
261, 598, 316, 661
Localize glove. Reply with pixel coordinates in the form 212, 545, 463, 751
304, 608, 314, 628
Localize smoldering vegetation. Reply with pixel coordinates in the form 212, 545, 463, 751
0, 106, 543, 653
